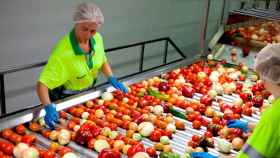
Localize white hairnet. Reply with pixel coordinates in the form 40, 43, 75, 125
254, 44, 280, 84
73, 2, 104, 26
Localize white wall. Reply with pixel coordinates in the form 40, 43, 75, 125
0, 0, 238, 114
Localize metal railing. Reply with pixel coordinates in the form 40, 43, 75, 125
0, 37, 186, 116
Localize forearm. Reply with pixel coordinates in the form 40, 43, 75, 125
36, 82, 51, 106
102, 62, 113, 77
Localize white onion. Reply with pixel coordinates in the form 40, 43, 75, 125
166, 123, 176, 133
152, 105, 164, 116
94, 140, 110, 152
217, 138, 232, 153
101, 92, 113, 101
62, 152, 79, 158
81, 112, 89, 119
138, 122, 154, 137
58, 129, 71, 145
22, 147, 39, 158
13, 143, 29, 158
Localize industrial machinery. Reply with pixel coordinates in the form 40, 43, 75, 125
0, 0, 277, 157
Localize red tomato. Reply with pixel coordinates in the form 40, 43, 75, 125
192, 120, 202, 129
58, 147, 72, 156
127, 143, 145, 157
42, 130, 51, 138
87, 138, 95, 149
149, 130, 162, 142
59, 111, 67, 119
67, 120, 76, 130
21, 134, 36, 145
191, 135, 200, 143
3, 143, 13, 156
204, 131, 213, 138
15, 124, 26, 135
146, 146, 157, 157
2, 129, 13, 139
200, 95, 212, 106
42, 150, 56, 158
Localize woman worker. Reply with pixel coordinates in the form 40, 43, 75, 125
37, 2, 128, 129
192, 44, 280, 158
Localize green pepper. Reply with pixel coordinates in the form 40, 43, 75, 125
160, 152, 180, 158
169, 107, 186, 120
148, 89, 169, 101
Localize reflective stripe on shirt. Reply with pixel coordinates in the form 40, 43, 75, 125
242, 143, 266, 158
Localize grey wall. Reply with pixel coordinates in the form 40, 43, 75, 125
0, 0, 239, 114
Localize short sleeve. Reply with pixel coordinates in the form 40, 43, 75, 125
237, 110, 280, 157
95, 32, 107, 64
39, 54, 68, 90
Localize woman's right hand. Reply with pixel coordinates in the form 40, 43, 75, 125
44, 103, 59, 130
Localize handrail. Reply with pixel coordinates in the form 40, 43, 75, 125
0, 37, 186, 115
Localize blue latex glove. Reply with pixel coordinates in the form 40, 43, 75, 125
44, 103, 59, 130
227, 120, 248, 132
191, 152, 217, 158
108, 76, 128, 93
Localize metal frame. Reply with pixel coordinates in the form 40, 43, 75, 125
0, 58, 193, 131
200, 0, 211, 57
0, 37, 185, 116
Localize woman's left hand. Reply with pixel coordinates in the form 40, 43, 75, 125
108, 76, 128, 93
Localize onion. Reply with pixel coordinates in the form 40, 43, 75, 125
185, 146, 195, 154
241, 65, 248, 73
152, 105, 163, 116
212, 83, 223, 94
251, 34, 258, 40
49, 130, 59, 141
194, 147, 204, 152
73, 125, 80, 132
251, 74, 258, 82
166, 123, 176, 133
101, 127, 111, 136
160, 136, 170, 145
122, 97, 129, 103
113, 140, 125, 151
128, 122, 138, 131
122, 115, 131, 121
80, 119, 87, 125
122, 145, 131, 155
217, 138, 232, 153
232, 137, 244, 150
133, 152, 150, 158
81, 112, 89, 119
233, 98, 243, 107
197, 72, 207, 81
94, 140, 110, 152
38, 118, 46, 127
210, 75, 219, 82
97, 99, 104, 105
208, 89, 217, 99
58, 129, 71, 145
22, 147, 39, 158
101, 92, 113, 101
205, 107, 214, 117
95, 109, 104, 119
62, 152, 79, 158
138, 122, 154, 137
109, 131, 119, 139
13, 143, 29, 158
